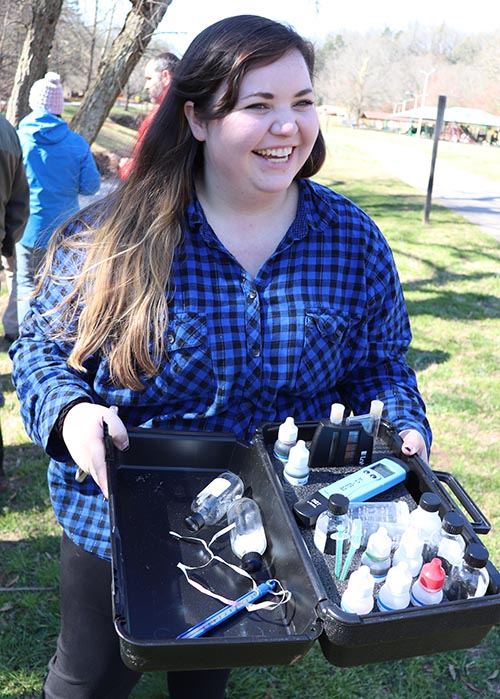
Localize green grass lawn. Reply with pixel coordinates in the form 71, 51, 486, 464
1, 125, 500, 698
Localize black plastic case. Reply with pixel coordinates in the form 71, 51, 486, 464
106, 421, 500, 672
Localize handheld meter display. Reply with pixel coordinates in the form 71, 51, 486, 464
293, 456, 408, 526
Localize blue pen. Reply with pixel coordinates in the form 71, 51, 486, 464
177, 579, 277, 639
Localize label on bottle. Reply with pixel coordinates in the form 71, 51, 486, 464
204, 476, 231, 497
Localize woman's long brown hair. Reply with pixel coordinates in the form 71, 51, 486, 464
41, 15, 326, 390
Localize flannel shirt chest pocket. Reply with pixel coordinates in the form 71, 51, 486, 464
294, 311, 353, 393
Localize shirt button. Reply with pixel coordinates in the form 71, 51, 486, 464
251, 345, 261, 357
247, 289, 257, 301
167, 332, 175, 344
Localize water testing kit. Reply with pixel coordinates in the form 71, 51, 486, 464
106, 421, 500, 672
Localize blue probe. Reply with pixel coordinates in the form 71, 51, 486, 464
177, 579, 277, 639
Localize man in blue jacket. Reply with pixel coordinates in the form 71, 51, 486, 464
16, 72, 101, 322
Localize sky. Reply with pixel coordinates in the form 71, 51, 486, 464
80, 0, 500, 56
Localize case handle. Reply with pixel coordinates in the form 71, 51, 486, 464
433, 470, 491, 534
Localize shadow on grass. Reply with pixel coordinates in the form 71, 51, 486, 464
0, 441, 51, 514
407, 347, 450, 371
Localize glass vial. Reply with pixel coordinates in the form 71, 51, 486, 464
184, 471, 244, 532
227, 497, 267, 572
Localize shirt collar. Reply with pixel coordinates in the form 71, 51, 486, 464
184, 179, 319, 248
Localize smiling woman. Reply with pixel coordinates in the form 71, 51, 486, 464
10, 13, 431, 699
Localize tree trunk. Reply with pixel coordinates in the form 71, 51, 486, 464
70, 0, 173, 145
6, 0, 64, 127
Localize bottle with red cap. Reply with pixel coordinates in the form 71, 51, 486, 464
410, 557, 446, 606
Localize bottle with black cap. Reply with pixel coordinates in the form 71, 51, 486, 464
444, 542, 490, 600
184, 471, 244, 532
227, 497, 267, 572
408, 491, 442, 562
313, 493, 351, 555
432, 510, 466, 575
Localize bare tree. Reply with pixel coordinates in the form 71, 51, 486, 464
70, 0, 173, 144
5, 0, 64, 126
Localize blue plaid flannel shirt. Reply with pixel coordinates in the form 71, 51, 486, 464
10, 178, 431, 560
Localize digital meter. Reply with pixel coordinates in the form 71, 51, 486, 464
293, 456, 408, 526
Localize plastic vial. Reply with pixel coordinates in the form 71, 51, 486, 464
273, 417, 298, 462
329, 402, 345, 424
432, 511, 466, 575
227, 497, 267, 573
369, 399, 384, 438
184, 471, 244, 532
360, 526, 392, 581
348, 500, 410, 547
410, 557, 446, 606
313, 493, 350, 555
444, 542, 490, 601
377, 561, 413, 611
408, 492, 442, 561
283, 439, 310, 486
392, 527, 424, 577
340, 565, 375, 615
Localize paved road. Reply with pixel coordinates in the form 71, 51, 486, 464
352, 136, 500, 243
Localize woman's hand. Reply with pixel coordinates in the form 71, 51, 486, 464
399, 428, 428, 463
62, 402, 129, 499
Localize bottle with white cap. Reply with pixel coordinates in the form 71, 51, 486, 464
377, 561, 413, 611
283, 439, 310, 486
392, 526, 424, 577
273, 416, 298, 462
184, 471, 244, 532
360, 526, 392, 581
341, 565, 375, 615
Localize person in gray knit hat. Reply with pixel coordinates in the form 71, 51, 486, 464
15, 71, 101, 324
28, 71, 65, 115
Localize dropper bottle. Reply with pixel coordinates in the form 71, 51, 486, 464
273, 416, 298, 462
377, 561, 413, 611
341, 565, 375, 615
283, 440, 310, 486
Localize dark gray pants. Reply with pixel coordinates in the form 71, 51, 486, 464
43, 532, 230, 699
